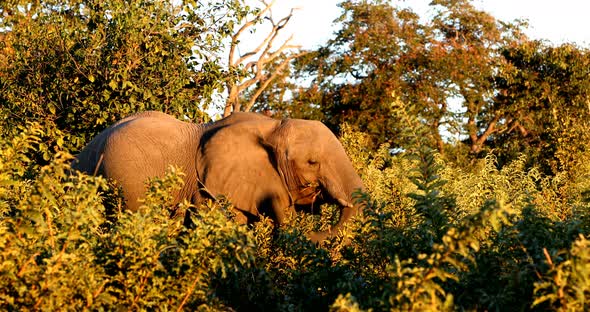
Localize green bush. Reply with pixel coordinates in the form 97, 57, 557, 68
2, 1, 590, 310
2, 122, 590, 311
0, 124, 108, 309
0, 126, 256, 310
0, 0, 252, 160
533, 234, 590, 311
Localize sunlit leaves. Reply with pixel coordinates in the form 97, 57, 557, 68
532, 235, 590, 311
1, 122, 590, 310
0, 0, 254, 158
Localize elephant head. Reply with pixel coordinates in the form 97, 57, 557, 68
198, 113, 364, 242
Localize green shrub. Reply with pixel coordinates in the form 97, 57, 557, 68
0, 127, 257, 310
0, 124, 108, 309
2, 116, 590, 311
0, 0, 253, 161
533, 235, 590, 311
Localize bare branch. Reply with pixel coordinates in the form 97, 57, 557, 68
244, 51, 309, 112
244, 60, 258, 72
224, 0, 304, 116
228, 0, 276, 65
262, 35, 298, 63
235, 13, 293, 65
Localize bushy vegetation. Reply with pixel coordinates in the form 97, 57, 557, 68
2, 0, 590, 310
2, 121, 589, 311
0, 0, 251, 161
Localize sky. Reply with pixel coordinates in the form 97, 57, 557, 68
272, 0, 590, 50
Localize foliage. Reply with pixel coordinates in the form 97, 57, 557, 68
2, 0, 590, 311
533, 235, 590, 311
0, 0, 254, 158
0, 124, 109, 309
278, 0, 590, 174
281, 0, 527, 153
0, 126, 258, 310
2, 112, 590, 311
492, 40, 590, 174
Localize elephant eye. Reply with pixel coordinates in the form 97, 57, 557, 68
307, 159, 318, 166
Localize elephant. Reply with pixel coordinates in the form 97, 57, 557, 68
72, 111, 365, 242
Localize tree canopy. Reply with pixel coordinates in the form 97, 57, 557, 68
3, 0, 588, 174
262, 0, 590, 174
1, 0, 262, 158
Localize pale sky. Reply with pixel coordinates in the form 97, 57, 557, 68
275, 0, 590, 49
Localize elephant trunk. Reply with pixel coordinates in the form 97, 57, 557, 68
331, 172, 365, 233
310, 159, 365, 243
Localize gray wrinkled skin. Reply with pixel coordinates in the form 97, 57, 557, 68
73, 111, 364, 242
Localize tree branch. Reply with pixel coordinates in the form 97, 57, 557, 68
224, 0, 303, 116
244, 51, 308, 112
229, 0, 276, 66
470, 114, 500, 154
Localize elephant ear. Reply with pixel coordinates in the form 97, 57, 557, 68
262, 119, 300, 195
196, 117, 289, 217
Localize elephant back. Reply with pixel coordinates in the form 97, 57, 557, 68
74, 111, 202, 210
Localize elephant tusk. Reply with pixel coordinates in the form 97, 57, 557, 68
197, 178, 217, 200
93, 153, 104, 176
337, 198, 353, 208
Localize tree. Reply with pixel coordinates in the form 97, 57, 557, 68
223, 0, 307, 117
291, 0, 428, 149
428, 0, 528, 155
490, 40, 590, 173
0, 0, 252, 156
279, 0, 527, 156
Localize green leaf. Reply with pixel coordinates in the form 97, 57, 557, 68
108, 80, 118, 90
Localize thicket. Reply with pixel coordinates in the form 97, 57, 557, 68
0, 0, 250, 160
2, 0, 590, 310
2, 118, 590, 311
